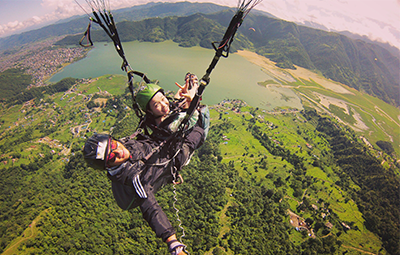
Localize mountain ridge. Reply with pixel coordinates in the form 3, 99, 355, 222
0, 2, 398, 108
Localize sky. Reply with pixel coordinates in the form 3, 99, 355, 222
0, 0, 399, 49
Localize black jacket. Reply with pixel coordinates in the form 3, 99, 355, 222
107, 125, 204, 210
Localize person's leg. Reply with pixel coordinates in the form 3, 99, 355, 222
139, 190, 187, 254
185, 125, 205, 150
175, 125, 204, 169
139, 188, 175, 242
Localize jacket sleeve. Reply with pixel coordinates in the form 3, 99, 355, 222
107, 161, 145, 186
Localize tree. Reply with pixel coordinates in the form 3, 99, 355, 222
376, 140, 394, 155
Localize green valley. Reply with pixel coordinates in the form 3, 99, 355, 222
0, 61, 398, 254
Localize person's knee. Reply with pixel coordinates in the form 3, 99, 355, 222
185, 125, 205, 150
176, 144, 193, 169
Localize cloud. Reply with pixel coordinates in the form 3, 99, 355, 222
41, 0, 84, 19
0, 0, 82, 37
257, 0, 400, 47
0, 19, 36, 37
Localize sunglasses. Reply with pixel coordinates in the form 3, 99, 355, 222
107, 139, 118, 164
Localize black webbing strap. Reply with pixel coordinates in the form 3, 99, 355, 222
127, 70, 150, 121
123, 128, 176, 164
90, 11, 129, 71
175, 9, 246, 136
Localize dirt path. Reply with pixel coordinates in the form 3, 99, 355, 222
341, 245, 377, 255
2, 208, 50, 255
218, 188, 233, 239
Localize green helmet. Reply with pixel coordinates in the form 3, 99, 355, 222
136, 83, 163, 111
83, 133, 111, 170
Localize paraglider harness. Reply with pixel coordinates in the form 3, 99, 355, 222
77, 0, 261, 248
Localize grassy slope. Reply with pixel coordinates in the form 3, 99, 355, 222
238, 50, 400, 160
0, 74, 126, 169
2, 208, 51, 255
209, 103, 386, 254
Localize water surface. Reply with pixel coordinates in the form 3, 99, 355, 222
50, 41, 301, 109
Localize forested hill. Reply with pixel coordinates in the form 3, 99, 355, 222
55, 9, 400, 108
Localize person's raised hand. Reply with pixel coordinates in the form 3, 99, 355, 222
174, 73, 198, 108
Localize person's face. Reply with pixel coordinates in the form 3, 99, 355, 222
148, 92, 170, 117
106, 139, 130, 167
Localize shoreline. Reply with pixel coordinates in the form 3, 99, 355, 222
236, 50, 354, 95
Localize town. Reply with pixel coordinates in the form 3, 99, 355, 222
0, 37, 88, 87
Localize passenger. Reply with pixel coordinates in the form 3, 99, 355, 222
136, 73, 209, 143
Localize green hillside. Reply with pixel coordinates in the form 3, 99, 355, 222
0, 73, 398, 254
236, 50, 400, 160
0, 69, 32, 100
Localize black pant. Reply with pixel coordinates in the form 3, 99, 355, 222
134, 125, 205, 242
139, 185, 175, 242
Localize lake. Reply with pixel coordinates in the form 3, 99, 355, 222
50, 41, 302, 110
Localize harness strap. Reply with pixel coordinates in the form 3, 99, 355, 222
128, 128, 143, 139
79, 21, 93, 47
175, 10, 245, 136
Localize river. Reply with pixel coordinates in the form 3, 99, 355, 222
50, 41, 302, 110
